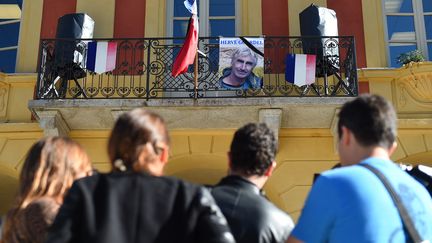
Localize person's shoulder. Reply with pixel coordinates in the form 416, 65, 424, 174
219, 68, 231, 81
24, 198, 59, 220
27, 197, 60, 210
210, 182, 234, 195
320, 163, 369, 179
161, 175, 202, 190
222, 184, 291, 223
263, 199, 293, 222
157, 176, 215, 208
89, 172, 200, 190
21, 197, 61, 231
76, 172, 102, 183
309, 166, 367, 200
246, 73, 262, 89
139, 174, 204, 196
71, 172, 103, 190
247, 196, 294, 238
221, 67, 231, 76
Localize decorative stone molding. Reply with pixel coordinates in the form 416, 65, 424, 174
259, 108, 283, 140
396, 62, 432, 105
29, 98, 348, 130
37, 110, 70, 137
399, 73, 432, 103
0, 81, 10, 118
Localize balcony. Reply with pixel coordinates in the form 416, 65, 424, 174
34, 36, 357, 99
29, 36, 358, 135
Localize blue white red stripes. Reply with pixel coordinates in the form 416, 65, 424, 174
86, 41, 117, 74
285, 54, 316, 87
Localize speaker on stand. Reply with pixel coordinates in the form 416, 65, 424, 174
299, 4, 340, 95
42, 13, 94, 98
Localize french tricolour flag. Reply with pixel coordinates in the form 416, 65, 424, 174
86, 41, 117, 74
285, 54, 316, 87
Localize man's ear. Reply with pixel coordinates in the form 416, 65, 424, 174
159, 145, 170, 165
388, 141, 398, 156
340, 126, 351, 146
264, 161, 277, 177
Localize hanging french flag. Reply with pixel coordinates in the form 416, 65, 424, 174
171, 0, 199, 77
86, 41, 117, 74
285, 54, 316, 86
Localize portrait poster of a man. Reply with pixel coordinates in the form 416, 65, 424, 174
218, 38, 264, 90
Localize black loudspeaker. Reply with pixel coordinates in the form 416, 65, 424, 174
42, 13, 94, 98
54, 13, 94, 71
299, 4, 339, 77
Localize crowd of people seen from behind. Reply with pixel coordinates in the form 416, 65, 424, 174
0, 94, 431, 243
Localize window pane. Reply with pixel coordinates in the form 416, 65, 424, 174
423, 0, 432, 12
209, 0, 235, 16
387, 16, 415, 41
425, 15, 432, 39
0, 21, 20, 48
0, 49, 17, 73
389, 43, 417, 67
209, 19, 235, 37
384, 0, 413, 13
173, 19, 189, 40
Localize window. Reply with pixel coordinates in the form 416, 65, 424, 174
0, 2, 21, 73
383, 0, 432, 67
167, 0, 239, 38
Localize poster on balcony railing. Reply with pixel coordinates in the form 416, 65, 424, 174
218, 37, 264, 90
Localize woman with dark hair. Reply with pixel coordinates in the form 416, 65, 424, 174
1, 137, 92, 243
47, 109, 234, 243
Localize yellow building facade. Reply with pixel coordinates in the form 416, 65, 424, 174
0, 0, 431, 222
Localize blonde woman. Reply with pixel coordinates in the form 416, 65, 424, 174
1, 136, 92, 243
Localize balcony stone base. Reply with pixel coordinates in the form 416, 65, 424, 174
29, 97, 352, 135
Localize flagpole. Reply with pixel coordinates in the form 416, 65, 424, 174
194, 52, 198, 99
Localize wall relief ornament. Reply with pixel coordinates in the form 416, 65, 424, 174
396, 62, 432, 106
0, 81, 10, 118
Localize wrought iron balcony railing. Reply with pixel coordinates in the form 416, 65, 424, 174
36, 36, 358, 99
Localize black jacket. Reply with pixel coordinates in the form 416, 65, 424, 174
46, 172, 235, 243
211, 175, 294, 243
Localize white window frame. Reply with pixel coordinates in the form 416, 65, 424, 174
166, 0, 241, 37
382, 0, 431, 66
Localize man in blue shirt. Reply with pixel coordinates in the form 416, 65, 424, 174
287, 94, 432, 243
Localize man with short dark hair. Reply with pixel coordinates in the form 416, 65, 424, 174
212, 123, 294, 243
287, 94, 432, 243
